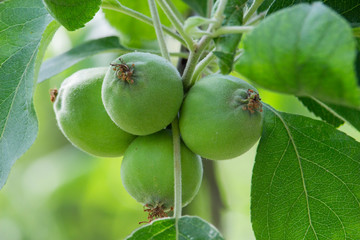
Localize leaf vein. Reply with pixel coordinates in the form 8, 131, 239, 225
267, 138, 290, 239
301, 156, 360, 208
149, 222, 175, 239
0, 40, 39, 140
287, 125, 360, 166
308, 195, 346, 239
266, 105, 318, 239
0, 13, 48, 34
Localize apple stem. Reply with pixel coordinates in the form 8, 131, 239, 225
190, 51, 216, 86
148, 0, 182, 239
148, 0, 170, 61
243, 0, 265, 24
156, 0, 194, 49
211, 26, 254, 37
182, 0, 228, 90
171, 117, 182, 237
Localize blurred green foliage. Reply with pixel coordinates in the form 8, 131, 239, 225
103, 0, 189, 48
1, 7, 359, 240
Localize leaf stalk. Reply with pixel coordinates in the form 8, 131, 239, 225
101, 0, 187, 46
156, 0, 194, 49
147, 1, 183, 239
243, 0, 264, 23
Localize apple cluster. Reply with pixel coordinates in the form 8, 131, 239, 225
52, 52, 263, 221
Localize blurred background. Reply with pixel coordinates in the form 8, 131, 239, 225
1, 2, 359, 240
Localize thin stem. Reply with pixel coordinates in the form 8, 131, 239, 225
171, 117, 182, 240
212, 26, 254, 37
156, 0, 194, 49
114, 48, 189, 58
233, 49, 244, 63
182, 37, 212, 89
207, 0, 214, 18
243, 0, 264, 24
148, 0, 182, 239
182, 0, 228, 89
244, 11, 266, 26
211, 0, 228, 27
191, 51, 216, 85
101, 1, 187, 47
205, 67, 214, 75
165, 0, 185, 23
148, 0, 170, 60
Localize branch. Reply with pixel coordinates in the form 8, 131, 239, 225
101, 1, 187, 47
148, 0, 170, 60
243, 0, 264, 24
156, 0, 194, 49
190, 51, 216, 85
212, 26, 253, 37
182, 0, 228, 89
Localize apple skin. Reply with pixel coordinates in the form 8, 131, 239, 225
121, 130, 203, 210
54, 67, 136, 157
179, 74, 263, 160
102, 52, 184, 136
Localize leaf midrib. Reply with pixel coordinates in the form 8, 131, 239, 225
0, 41, 39, 141
266, 105, 318, 239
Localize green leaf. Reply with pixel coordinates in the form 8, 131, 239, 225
38, 36, 127, 83
260, 1, 360, 26
257, 0, 274, 12
235, 3, 360, 107
125, 216, 224, 240
0, 0, 54, 189
298, 97, 344, 128
42, 0, 101, 31
356, 38, 360, 85
355, 27, 360, 38
102, 0, 158, 49
184, 16, 216, 38
252, 104, 360, 239
214, 0, 246, 74
299, 96, 360, 132
184, 16, 213, 31
212, 51, 234, 73
181, 0, 208, 17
